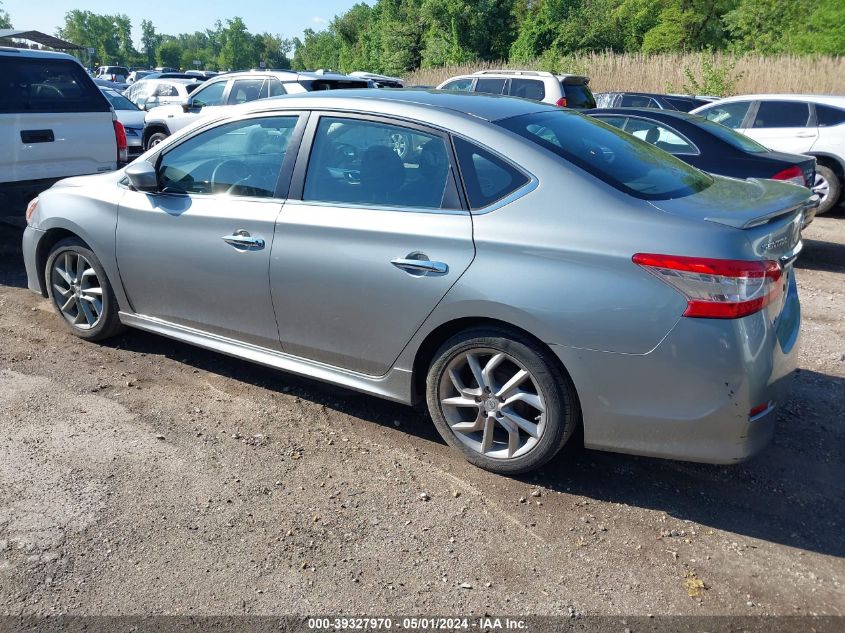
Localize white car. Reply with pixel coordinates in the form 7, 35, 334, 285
142, 70, 372, 150
123, 78, 201, 112
436, 69, 596, 109
0, 47, 124, 214
692, 94, 845, 214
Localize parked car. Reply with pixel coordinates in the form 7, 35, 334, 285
93, 77, 128, 93
586, 107, 817, 207
95, 65, 129, 83
22, 90, 812, 473
100, 87, 145, 160
437, 69, 596, 109
350, 71, 404, 88
140, 72, 200, 81
595, 92, 715, 112
123, 78, 201, 111
0, 47, 125, 213
127, 70, 153, 84
142, 69, 372, 150
691, 95, 845, 214
185, 70, 218, 79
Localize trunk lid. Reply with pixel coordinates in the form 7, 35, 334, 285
649, 175, 814, 262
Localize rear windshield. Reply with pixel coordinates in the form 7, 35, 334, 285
304, 80, 371, 91
102, 90, 139, 111
497, 110, 712, 200
691, 116, 769, 153
0, 57, 111, 113
562, 83, 596, 109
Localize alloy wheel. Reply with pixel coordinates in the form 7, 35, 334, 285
50, 251, 103, 330
813, 172, 830, 204
438, 348, 546, 460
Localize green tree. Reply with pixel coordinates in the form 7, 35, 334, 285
156, 38, 182, 69
140, 19, 160, 68
218, 17, 252, 70
58, 10, 121, 64
0, 1, 12, 29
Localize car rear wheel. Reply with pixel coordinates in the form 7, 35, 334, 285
146, 131, 169, 150
45, 238, 124, 341
813, 165, 841, 215
426, 327, 580, 474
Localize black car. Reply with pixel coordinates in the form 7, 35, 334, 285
595, 92, 714, 112
586, 108, 816, 191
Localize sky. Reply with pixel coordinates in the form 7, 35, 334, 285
3, 0, 359, 46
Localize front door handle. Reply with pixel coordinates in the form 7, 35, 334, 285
796, 133, 816, 138
391, 255, 448, 276
222, 229, 265, 250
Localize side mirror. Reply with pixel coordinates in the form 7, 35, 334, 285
181, 97, 192, 112
125, 161, 158, 192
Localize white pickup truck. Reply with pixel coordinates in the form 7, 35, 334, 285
0, 48, 125, 214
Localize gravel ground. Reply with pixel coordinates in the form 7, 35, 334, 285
0, 213, 843, 618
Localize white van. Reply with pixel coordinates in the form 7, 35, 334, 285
0, 48, 124, 213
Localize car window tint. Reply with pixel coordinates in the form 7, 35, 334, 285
474, 78, 507, 95
158, 116, 298, 197
753, 101, 811, 128
700, 101, 751, 128
509, 79, 545, 101
453, 137, 529, 210
562, 83, 596, 108
620, 94, 657, 108
498, 110, 711, 200
593, 115, 627, 129
623, 118, 697, 154
267, 79, 286, 97
594, 93, 616, 108
191, 81, 226, 107
441, 78, 473, 91
691, 116, 769, 153
303, 117, 453, 209
0, 57, 110, 113
816, 104, 845, 127
227, 79, 265, 105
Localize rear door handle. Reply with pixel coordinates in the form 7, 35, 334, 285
796, 133, 816, 138
222, 229, 265, 250
21, 129, 54, 143
391, 256, 448, 276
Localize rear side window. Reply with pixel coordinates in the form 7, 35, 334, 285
623, 118, 698, 154
0, 57, 110, 113
592, 115, 627, 129
227, 79, 264, 105
474, 78, 507, 95
497, 111, 712, 200
441, 78, 473, 91
509, 79, 545, 101
620, 94, 658, 109
699, 101, 751, 129
692, 116, 769, 153
562, 83, 596, 109
815, 104, 845, 127
752, 101, 811, 128
453, 137, 529, 210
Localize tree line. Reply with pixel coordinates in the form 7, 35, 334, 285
1, 1, 842, 74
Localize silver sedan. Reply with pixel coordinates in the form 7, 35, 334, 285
21, 90, 814, 473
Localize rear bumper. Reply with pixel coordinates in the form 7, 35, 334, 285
553, 272, 800, 464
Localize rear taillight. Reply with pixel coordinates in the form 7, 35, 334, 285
633, 253, 784, 319
772, 165, 805, 187
113, 120, 128, 164
555, 97, 568, 108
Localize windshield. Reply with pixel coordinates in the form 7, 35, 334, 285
691, 116, 769, 153
102, 90, 139, 111
497, 110, 712, 200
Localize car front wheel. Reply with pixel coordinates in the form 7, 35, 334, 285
45, 238, 124, 341
146, 131, 169, 150
426, 327, 580, 474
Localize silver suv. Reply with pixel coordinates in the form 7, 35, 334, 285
437, 69, 596, 109
142, 70, 373, 149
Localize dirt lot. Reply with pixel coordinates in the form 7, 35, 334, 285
0, 212, 843, 619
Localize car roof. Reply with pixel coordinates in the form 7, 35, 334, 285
0, 47, 80, 61
588, 107, 699, 122
243, 88, 555, 122
469, 69, 588, 80
703, 94, 845, 108
220, 69, 367, 82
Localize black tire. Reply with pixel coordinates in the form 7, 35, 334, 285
145, 131, 169, 150
426, 327, 580, 474
814, 164, 841, 215
45, 238, 125, 342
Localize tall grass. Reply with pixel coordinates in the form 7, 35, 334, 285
404, 52, 845, 96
